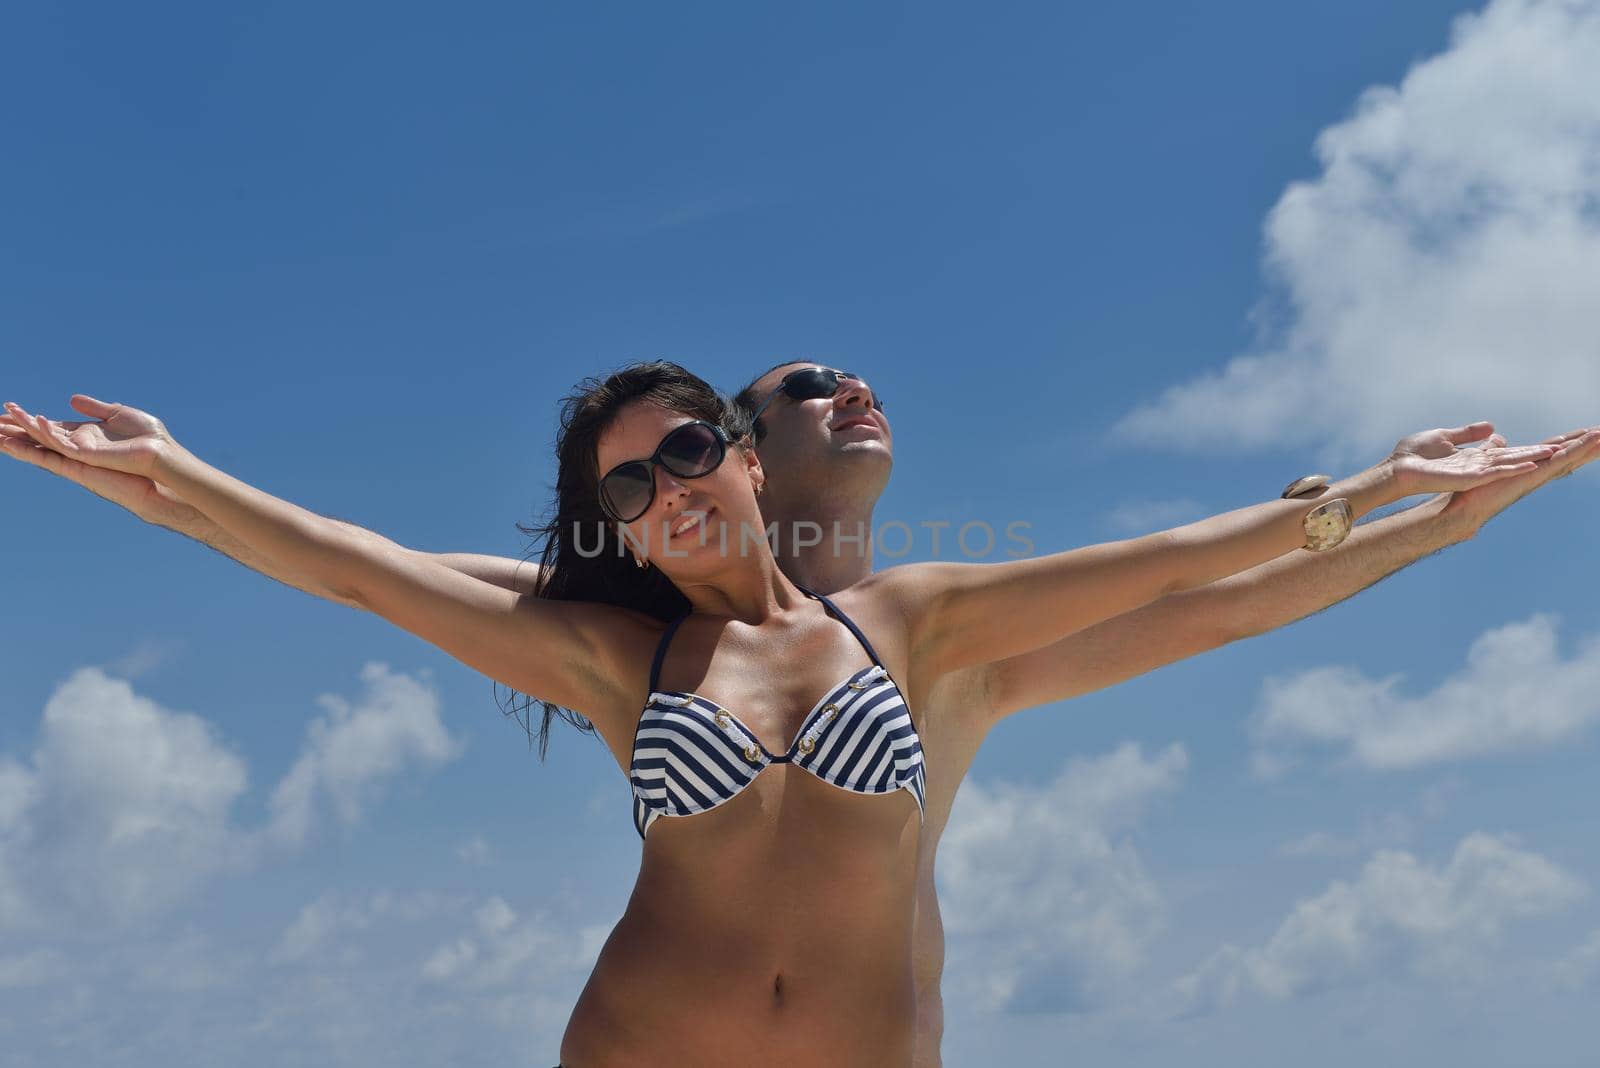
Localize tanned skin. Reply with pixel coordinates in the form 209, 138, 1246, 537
2, 389, 1594, 1065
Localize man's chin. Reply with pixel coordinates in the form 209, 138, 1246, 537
838, 440, 892, 468
827, 438, 893, 484
831, 432, 892, 456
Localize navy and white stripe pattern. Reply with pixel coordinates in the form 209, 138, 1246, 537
629, 587, 926, 840
630, 663, 926, 839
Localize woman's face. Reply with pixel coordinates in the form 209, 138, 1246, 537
594, 399, 764, 577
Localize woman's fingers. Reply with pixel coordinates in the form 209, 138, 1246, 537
38, 416, 70, 452
0, 412, 84, 432
11, 409, 73, 457
2, 402, 44, 445
5, 405, 74, 455
1484, 433, 1598, 481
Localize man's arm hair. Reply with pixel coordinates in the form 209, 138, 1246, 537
983, 493, 1468, 720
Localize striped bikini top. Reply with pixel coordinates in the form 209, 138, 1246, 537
629, 585, 927, 840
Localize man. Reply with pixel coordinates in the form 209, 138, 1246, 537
3, 380, 1595, 1066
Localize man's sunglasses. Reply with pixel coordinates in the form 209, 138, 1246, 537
598, 419, 730, 524
749, 367, 884, 429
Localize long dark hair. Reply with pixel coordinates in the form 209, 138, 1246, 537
497, 360, 754, 758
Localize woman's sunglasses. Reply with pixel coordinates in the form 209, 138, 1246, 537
599, 419, 730, 524
749, 366, 883, 428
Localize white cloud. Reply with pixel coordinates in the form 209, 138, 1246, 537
1177, 832, 1587, 1013
1251, 613, 1600, 774
0, 666, 253, 931
1111, 0, 1600, 469
937, 742, 1187, 1013
266, 661, 464, 847
420, 895, 602, 991
270, 895, 351, 965
270, 889, 468, 965
0, 662, 462, 934
0, 885, 600, 1067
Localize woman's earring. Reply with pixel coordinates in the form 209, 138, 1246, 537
633, 553, 649, 570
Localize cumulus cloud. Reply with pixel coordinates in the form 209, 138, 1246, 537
1111, 0, 1600, 468
0, 886, 607, 1067
420, 895, 608, 991
0, 662, 461, 933
0, 666, 253, 931
265, 661, 464, 847
1176, 832, 1586, 1013
269, 889, 469, 965
1251, 613, 1600, 775
937, 742, 1187, 1014
409, 894, 613, 1055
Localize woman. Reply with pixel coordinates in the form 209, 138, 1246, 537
0, 363, 1556, 1067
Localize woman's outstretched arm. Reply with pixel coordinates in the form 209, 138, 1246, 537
0, 401, 541, 609
0, 396, 644, 722
979, 423, 1600, 721
882, 437, 1562, 679
155, 442, 643, 715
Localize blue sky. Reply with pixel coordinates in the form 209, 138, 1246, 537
3, 0, 1598, 1063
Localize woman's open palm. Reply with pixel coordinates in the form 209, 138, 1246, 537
1, 394, 177, 482
1386, 421, 1564, 494
1439, 425, 1600, 529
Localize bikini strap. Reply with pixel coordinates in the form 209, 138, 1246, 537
796, 584, 885, 667
648, 612, 692, 692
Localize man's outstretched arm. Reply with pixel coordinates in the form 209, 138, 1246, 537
982, 422, 1600, 721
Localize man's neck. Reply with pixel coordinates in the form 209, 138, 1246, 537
762, 496, 875, 596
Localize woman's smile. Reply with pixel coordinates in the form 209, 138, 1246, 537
668, 505, 714, 541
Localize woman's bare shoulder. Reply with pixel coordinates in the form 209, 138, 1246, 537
836, 561, 964, 613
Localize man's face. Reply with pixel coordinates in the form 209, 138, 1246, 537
745, 362, 893, 502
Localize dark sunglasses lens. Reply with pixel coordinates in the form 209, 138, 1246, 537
600, 463, 654, 522
658, 423, 724, 478
784, 367, 840, 400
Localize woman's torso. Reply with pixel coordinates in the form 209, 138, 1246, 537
560, 581, 927, 1067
